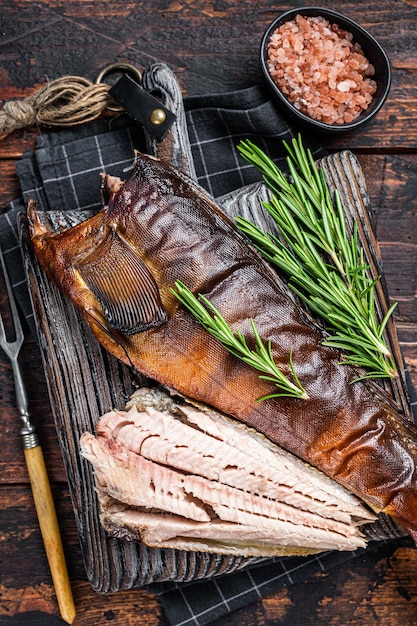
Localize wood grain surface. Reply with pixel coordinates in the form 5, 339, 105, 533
1, 1, 417, 625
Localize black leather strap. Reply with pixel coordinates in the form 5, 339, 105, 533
109, 73, 176, 141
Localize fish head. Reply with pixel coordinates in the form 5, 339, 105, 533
27, 191, 167, 352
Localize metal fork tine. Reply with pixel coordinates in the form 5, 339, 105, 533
0, 246, 31, 438
0, 246, 24, 359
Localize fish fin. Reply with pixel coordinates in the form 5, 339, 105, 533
85, 305, 124, 343
100, 173, 124, 206
77, 229, 167, 335
27, 199, 55, 237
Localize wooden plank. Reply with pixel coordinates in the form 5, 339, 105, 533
0, 484, 167, 623
0, 580, 167, 625
0, 160, 21, 208
357, 154, 417, 325
0, 1, 417, 151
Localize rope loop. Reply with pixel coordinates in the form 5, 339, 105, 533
0, 75, 118, 140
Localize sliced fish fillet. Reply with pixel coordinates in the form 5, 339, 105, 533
80, 387, 375, 556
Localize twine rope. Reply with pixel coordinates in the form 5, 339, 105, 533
0, 76, 116, 140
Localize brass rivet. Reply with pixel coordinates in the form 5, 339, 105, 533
150, 108, 166, 125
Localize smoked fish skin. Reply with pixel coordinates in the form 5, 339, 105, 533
27, 151, 417, 541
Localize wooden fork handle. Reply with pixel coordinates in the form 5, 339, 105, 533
24, 445, 76, 624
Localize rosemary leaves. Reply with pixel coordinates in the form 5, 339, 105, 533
236, 135, 397, 380
172, 280, 308, 400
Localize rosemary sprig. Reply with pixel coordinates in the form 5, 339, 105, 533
236, 135, 397, 380
172, 280, 308, 400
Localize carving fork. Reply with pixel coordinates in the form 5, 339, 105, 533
0, 248, 76, 624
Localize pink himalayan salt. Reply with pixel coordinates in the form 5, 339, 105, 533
267, 14, 377, 125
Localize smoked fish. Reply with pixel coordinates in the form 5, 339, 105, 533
27, 151, 417, 541
80, 387, 375, 556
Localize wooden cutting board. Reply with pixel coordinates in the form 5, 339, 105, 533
17, 65, 412, 593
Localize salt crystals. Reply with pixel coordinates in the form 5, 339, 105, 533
267, 14, 377, 125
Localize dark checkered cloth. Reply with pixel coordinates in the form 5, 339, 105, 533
0, 80, 414, 626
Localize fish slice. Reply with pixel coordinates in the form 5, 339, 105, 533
0, 247, 76, 625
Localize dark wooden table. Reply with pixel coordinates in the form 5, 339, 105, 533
1, 1, 416, 624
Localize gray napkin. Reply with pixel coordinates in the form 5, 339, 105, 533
0, 73, 413, 626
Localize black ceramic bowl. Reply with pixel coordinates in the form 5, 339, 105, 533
260, 7, 391, 133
